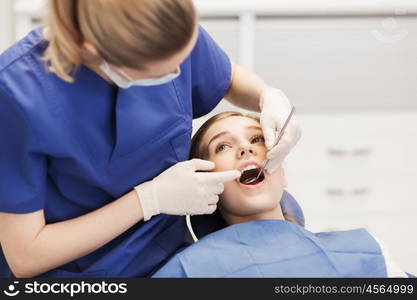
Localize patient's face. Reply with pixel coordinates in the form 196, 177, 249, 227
202, 116, 286, 219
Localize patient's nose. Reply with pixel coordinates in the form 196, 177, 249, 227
238, 146, 255, 158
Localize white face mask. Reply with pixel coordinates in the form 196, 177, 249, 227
99, 61, 181, 88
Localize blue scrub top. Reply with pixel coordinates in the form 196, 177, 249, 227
0, 26, 232, 278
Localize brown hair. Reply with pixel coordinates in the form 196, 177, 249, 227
44, 0, 196, 82
190, 111, 296, 224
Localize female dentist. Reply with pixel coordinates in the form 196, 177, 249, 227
0, 0, 301, 278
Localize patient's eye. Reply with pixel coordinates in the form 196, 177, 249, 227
215, 143, 230, 153
251, 135, 265, 144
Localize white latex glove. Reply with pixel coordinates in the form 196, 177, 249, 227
134, 159, 241, 221
260, 88, 302, 174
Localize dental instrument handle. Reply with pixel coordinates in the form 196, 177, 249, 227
242, 106, 295, 184
254, 106, 295, 180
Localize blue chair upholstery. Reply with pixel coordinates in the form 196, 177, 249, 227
186, 192, 417, 278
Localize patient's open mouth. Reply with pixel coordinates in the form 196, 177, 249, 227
239, 167, 265, 185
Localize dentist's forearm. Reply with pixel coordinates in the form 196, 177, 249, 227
224, 63, 269, 112
16, 190, 144, 277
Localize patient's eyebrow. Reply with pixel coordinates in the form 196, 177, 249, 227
207, 131, 231, 149
206, 126, 262, 149
246, 125, 262, 131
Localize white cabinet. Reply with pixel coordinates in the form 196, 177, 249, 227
199, 18, 240, 63
0, 0, 14, 52
285, 112, 417, 274
254, 17, 417, 112
14, 0, 46, 40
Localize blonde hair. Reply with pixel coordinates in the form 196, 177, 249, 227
44, 0, 196, 82
190, 111, 296, 224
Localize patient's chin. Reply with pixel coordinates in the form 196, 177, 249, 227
223, 193, 278, 216
222, 178, 284, 213
223, 202, 279, 219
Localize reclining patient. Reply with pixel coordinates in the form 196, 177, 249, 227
153, 111, 406, 278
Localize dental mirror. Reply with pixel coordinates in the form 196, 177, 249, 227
241, 106, 295, 184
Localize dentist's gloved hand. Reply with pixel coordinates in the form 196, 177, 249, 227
134, 159, 241, 221
260, 87, 302, 174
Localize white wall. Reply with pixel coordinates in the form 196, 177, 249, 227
0, 0, 14, 52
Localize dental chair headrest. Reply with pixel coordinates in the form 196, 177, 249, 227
187, 190, 305, 241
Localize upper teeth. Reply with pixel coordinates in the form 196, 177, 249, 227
242, 164, 258, 172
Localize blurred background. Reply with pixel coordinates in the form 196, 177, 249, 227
1, 0, 416, 274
